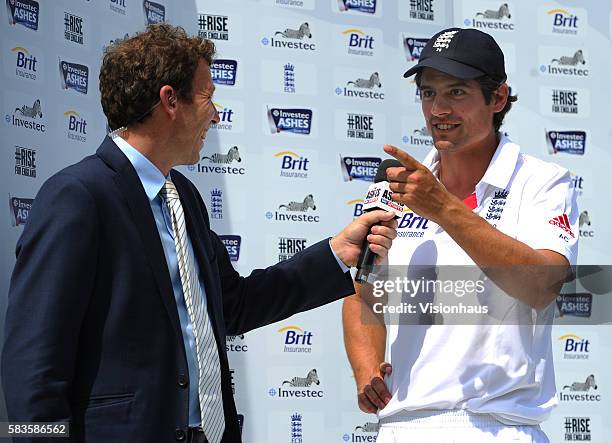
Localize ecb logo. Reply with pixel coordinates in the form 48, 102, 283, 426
59, 60, 89, 94
210, 59, 237, 86
6, 0, 39, 31
143, 1, 165, 25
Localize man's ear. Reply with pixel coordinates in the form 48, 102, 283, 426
159, 85, 177, 113
492, 83, 509, 113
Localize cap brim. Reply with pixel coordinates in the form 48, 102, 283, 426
403, 57, 486, 79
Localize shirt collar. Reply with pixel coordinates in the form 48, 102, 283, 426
112, 135, 167, 201
421, 133, 520, 201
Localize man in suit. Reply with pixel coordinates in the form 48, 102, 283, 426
2, 24, 397, 443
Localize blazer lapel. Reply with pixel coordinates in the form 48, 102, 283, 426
96, 137, 185, 347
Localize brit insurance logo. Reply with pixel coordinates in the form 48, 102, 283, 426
225, 334, 247, 352
347, 199, 364, 218
193, 146, 245, 176
265, 194, 319, 223
343, 421, 379, 442
463, 2, 515, 31
277, 238, 307, 263
339, 28, 377, 57
267, 107, 313, 135
14, 145, 36, 178
397, 209, 430, 238
335, 71, 384, 101
570, 172, 584, 198
546, 130, 586, 156
143, 1, 164, 25
64, 110, 88, 143
6, 0, 39, 31
59, 60, 89, 94
261, 22, 316, 52
539, 7, 584, 37
210, 59, 237, 86
109, 0, 127, 16
340, 156, 380, 182
277, 325, 313, 352
219, 235, 241, 262
563, 417, 591, 442
5, 98, 46, 134
64, 11, 84, 45
556, 293, 592, 318
9, 196, 32, 227
337, 0, 377, 15
403, 36, 428, 62
538, 47, 588, 78
275, 151, 310, 179
558, 333, 591, 360
268, 369, 323, 399
560, 375, 600, 403
210, 101, 242, 132
198, 14, 228, 41
403, 124, 433, 147
9, 45, 39, 81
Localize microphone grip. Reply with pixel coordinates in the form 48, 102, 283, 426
355, 237, 376, 284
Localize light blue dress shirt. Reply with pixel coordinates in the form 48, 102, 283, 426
113, 136, 203, 426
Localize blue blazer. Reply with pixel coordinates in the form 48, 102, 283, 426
2, 137, 355, 443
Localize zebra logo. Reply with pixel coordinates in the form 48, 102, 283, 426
202, 146, 241, 164
579, 210, 590, 227
476, 3, 511, 20
552, 50, 585, 66
282, 369, 319, 387
226, 334, 245, 342
279, 195, 316, 212
347, 72, 381, 89
563, 375, 597, 392
354, 422, 380, 433
14, 99, 42, 119
413, 126, 431, 136
275, 22, 311, 40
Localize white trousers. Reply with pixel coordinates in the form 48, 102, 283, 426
376, 410, 549, 443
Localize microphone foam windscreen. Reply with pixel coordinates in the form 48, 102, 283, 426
374, 159, 402, 183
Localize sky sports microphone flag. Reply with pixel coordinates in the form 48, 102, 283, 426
355, 159, 406, 284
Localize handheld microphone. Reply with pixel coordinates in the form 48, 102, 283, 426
355, 159, 406, 284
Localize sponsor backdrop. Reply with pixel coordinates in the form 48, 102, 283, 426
1, 0, 611, 441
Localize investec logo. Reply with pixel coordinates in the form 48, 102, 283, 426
278, 325, 313, 353
558, 333, 590, 360
275, 151, 309, 179
9, 196, 32, 227
343, 421, 379, 442
143, 1, 165, 25
210, 102, 235, 131
225, 334, 247, 352
560, 374, 600, 403
539, 48, 588, 77
109, 0, 127, 16
268, 369, 323, 398
6, 99, 45, 133
347, 199, 364, 218
340, 156, 380, 182
397, 209, 430, 238
11, 46, 38, 81
464, 3, 515, 31
341, 28, 375, 57
198, 14, 228, 41
261, 22, 316, 51
59, 60, 89, 94
210, 59, 237, 86
6, 0, 39, 31
546, 130, 585, 156
64, 110, 88, 143
336, 72, 384, 101
64, 11, 84, 45
219, 235, 241, 262
546, 8, 579, 35
267, 107, 312, 135
195, 146, 245, 175
403, 125, 433, 147
338, 0, 377, 14
266, 194, 319, 223
403, 36, 428, 61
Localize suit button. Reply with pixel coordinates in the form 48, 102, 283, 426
175, 428, 186, 441
178, 374, 189, 388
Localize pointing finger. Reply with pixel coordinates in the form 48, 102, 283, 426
383, 144, 421, 171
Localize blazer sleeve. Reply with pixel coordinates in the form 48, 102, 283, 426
1, 172, 98, 434
210, 231, 356, 336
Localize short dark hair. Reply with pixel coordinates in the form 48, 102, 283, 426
415, 71, 517, 133
99, 23, 216, 130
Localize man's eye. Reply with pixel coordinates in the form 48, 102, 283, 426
451, 89, 465, 96
421, 90, 434, 98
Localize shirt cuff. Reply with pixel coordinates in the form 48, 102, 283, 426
329, 238, 350, 273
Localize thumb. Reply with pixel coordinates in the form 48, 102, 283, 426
359, 210, 396, 227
